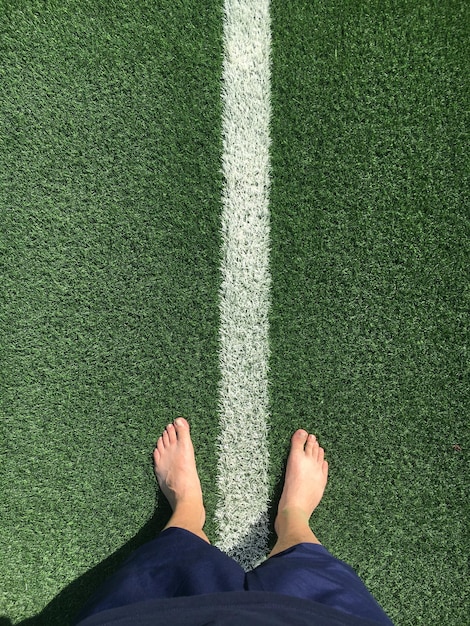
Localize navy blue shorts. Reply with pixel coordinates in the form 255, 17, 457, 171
75, 528, 393, 625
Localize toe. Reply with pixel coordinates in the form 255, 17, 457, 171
166, 423, 177, 443
174, 416, 190, 429
154, 436, 164, 462
162, 429, 170, 447
174, 417, 191, 440
292, 429, 308, 450
305, 434, 316, 453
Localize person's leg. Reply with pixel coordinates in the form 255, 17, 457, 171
74, 528, 247, 623
246, 430, 394, 625
74, 419, 245, 623
268, 429, 328, 557
153, 417, 210, 543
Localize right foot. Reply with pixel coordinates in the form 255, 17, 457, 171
275, 430, 329, 531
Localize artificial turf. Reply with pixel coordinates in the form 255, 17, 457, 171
0, 1, 468, 625
1, 1, 224, 623
268, 2, 469, 623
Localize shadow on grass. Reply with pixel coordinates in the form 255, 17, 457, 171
3, 447, 290, 626
2, 492, 172, 626
215, 447, 288, 572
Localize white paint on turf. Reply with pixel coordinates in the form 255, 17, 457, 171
215, 0, 272, 570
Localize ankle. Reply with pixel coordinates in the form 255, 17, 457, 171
275, 506, 310, 533
268, 527, 321, 558
278, 505, 310, 520
167, 499, 205, 529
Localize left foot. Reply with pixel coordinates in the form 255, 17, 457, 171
153, 418, 205, 529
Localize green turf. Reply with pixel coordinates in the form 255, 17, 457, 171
268, 1, 469, 624
0, 1, 224, 623
0, 0, 468, 625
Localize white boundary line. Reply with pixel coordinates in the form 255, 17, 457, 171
215, 0, 272, 570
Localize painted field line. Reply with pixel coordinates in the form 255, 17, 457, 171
215, 0, 272, 570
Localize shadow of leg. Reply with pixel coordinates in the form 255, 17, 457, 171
14, 492, 172, 626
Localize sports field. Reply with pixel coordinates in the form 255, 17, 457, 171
1, 1, 468, 624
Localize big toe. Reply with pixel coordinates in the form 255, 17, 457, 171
292, 429, 309, 450
174, 417, 191, 438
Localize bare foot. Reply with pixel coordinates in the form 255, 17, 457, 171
153, 418, 205, 530
275, 430, 328, 530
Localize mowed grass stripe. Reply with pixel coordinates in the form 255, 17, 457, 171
215, 0, 272, 569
